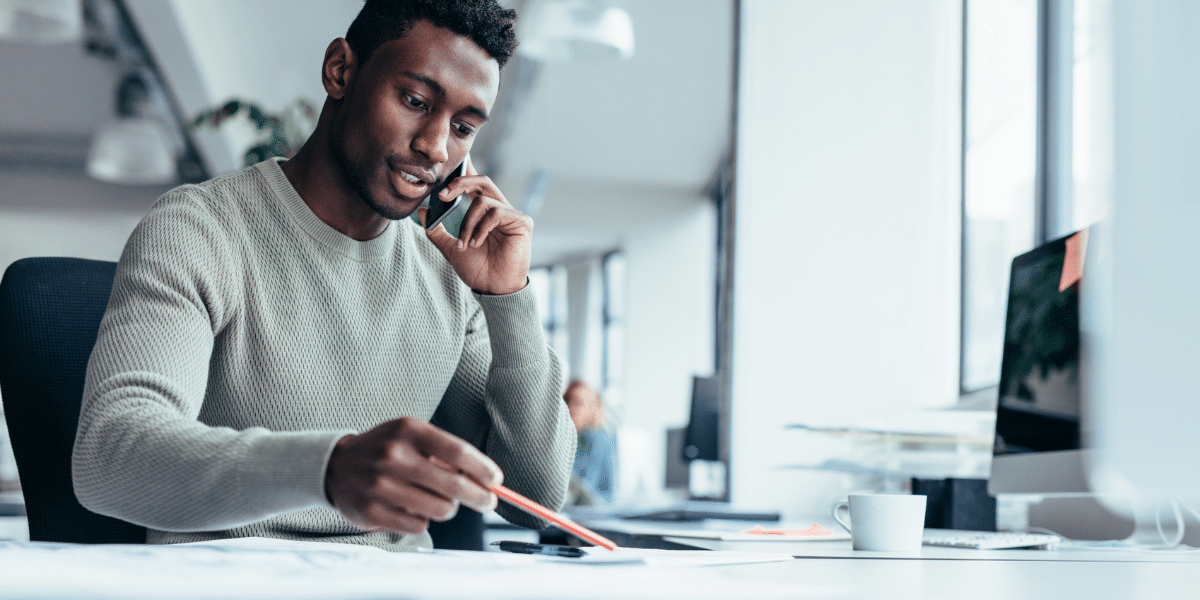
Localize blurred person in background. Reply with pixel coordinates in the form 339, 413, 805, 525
563, 380, 614, 504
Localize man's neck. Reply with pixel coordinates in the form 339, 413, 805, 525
280, 135, 390, 242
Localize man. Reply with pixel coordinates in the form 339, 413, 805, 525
72, 0, 575, 552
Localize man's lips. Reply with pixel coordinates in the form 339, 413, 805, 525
388, 165, 435, 199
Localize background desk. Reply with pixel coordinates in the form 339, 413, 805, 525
576, 516, 1200, 563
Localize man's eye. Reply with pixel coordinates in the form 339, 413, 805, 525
455, 123, 476, 137
404, 95, 427, 110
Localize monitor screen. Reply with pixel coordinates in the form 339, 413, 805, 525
683, 376, 720, 462
993, 232, 1083, 457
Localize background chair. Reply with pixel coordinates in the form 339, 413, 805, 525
0, 256, 483, 549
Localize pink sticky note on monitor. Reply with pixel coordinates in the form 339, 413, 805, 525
1059, 229, 1089, 292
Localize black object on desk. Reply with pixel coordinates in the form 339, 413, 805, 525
913, 477, 997, 532
495, 541, 584, 558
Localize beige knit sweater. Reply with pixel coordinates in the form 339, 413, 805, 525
72, 158, 574, 551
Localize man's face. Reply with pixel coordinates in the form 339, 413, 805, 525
330, 20, 500, 220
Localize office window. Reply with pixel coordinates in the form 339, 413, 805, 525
961, 0, 1039, 391
528, 265, 568, 359
1067, 0, 1110, 231
961, 0, 1104, 393
600, 251, 626, 393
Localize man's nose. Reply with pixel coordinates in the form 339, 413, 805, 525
411, 118, 450, 165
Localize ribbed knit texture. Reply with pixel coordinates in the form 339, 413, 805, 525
72, 158, 574, 551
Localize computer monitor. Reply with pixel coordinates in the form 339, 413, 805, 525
988, 231, 1094, 497
986, 231, 1148, 540
991, 224, 1196, 542
682, 376, 720, 462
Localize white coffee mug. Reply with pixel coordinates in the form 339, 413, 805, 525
831, 494, 927, 552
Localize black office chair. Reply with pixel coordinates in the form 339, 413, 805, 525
0, 257, 142, 543
0, 256, 483, 549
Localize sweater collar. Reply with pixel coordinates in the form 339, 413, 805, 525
257, 157, 398, 262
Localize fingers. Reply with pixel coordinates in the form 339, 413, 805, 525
402, 418, 503, 490
418, 206, 459, 253
455, 198, 533, 249
438, 174, 510, 209
436, 173, 514, 247
382, 419, 500, 514
325, 418, 504, 535
348, 478, 455, 534
419, 205, 485, 265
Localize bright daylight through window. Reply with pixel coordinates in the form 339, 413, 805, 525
961, 0, 1038, 392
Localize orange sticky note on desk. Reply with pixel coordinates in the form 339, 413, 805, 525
743, 523, 835, 537
1059, 229, 1089, 292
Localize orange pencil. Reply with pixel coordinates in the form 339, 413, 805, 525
493, 485, 618, 551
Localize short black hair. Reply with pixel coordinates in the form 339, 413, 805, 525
345, 0, 518, 68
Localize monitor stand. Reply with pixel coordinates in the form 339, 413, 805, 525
1027, 495, 1197, 546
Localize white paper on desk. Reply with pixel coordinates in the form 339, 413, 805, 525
0, 538, 839, 600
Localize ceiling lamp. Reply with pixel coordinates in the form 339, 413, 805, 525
87, 72, 177, 185
518, 0, 634, 62
0, 0, 82, 44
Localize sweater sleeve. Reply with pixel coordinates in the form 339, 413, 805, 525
71, 191, 345, 532
431, 286, 575, 529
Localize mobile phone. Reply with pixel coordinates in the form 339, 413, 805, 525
424, 157, 468, 232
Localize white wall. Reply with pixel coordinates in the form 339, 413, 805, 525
0, 170, 169, 269
731, 0, 963, 516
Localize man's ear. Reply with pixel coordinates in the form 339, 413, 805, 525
322, 38, 356, 100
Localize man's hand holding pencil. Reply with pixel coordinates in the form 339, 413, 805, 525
323, 416, 616, 550
324, 417, 502, 535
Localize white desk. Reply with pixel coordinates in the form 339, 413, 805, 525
3, 533, 1200, 599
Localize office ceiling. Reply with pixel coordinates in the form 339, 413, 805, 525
0, 0, 734, 265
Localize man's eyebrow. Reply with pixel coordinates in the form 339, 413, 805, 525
403, 71, 490, 122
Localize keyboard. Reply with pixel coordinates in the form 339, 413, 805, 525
922, 529, 1061, 550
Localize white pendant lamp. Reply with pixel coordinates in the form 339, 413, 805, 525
87, 117, 176, 185
86, 72, 178, 185
0, 0, 82, 45
517, 0, 634, 62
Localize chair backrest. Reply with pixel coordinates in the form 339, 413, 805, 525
0, 257, 146, 543
0, 256, 485, 549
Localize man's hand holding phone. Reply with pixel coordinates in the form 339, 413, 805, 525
419, 156, 532, 296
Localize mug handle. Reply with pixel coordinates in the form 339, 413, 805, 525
831, 500, 852, 533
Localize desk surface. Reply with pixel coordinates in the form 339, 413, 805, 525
3, 537, 1200, 600
4, 536, 1200, 600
